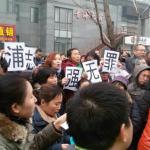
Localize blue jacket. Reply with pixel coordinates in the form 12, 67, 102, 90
32, 107, 70, 150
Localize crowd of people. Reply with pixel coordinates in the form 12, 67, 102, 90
0, 44, 150, 150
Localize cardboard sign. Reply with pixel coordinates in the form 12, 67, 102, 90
64, 67, 82, 91
103, 50, 119, 72
82, 60, 102, 83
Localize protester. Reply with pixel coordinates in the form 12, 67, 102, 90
34, 48, 43, 66
112, 76, 128, 90
111, 75, 133, 105
77, 78, 91, 89
128, 64, 150, 150
43, 52, 68, 86
61, 48, 81, 72
100, 71, 112, 83
66, 83, 133, 150
85, 50, 100, 66
60, 48, 81, 114
80, 55, 86, 63
60, 53, 67, 61
32, 84, 70, 150
125, 44, 146, 73
44, 52, 62, 69
32, 67, 58, 88
0, 74, 66, 150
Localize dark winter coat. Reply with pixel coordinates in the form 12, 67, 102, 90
32, 106, 70, 150
128, 64, 150, 150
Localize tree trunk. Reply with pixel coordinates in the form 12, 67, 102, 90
93, 0, 112, 49
103, 0, 116, 50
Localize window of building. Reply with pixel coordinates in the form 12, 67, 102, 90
15, 4, 20, 21
0, 0, 7, 13
54, 7, 73, 53
30, 7, 39, 23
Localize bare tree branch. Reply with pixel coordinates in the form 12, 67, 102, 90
86, 10, 97, 24
93, 0, 112, 49
72, 0, 117, 50
132, 0, 139, 14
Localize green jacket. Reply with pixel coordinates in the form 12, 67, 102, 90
0, 113, 62, 150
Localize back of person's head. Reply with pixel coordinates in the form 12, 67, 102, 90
33, 67, 57, 85
85, 51, 100, 65
38, 83, 62, 104
0, 74, 27, 117
66, 83, 132, 150
77, 78, 91, 89
112, 76, 129, 90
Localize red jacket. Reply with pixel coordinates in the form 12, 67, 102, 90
138, 109, 150, 150
61, 59, 78, 73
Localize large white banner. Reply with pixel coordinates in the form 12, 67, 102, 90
4, 43, 36, 71
4, 42, 26, 71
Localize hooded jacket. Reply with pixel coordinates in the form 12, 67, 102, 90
128, 64, 150, 150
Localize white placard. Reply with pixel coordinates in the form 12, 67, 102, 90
82, 60, 102, 83
103, 50, 119, 73
25, 47, 36, 70
64, 67, 82, 91
60, 122, 69, 130
4, 42, 26, 71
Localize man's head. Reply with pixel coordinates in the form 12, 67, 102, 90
67, 83, 133, 150
35, 48, 43, 60
134, 64, 150, 87
67, 48, 80, 64
133, 44, 146, 58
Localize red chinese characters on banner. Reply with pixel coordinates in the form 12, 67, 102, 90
0, 24, 16, 42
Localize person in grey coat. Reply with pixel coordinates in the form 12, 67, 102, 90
128, 64, 150, 150
125, 44, 146, 73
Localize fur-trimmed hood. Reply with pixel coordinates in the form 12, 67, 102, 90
0, 113, 28, 143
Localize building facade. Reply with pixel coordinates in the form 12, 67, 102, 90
0, 0, 150, 54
